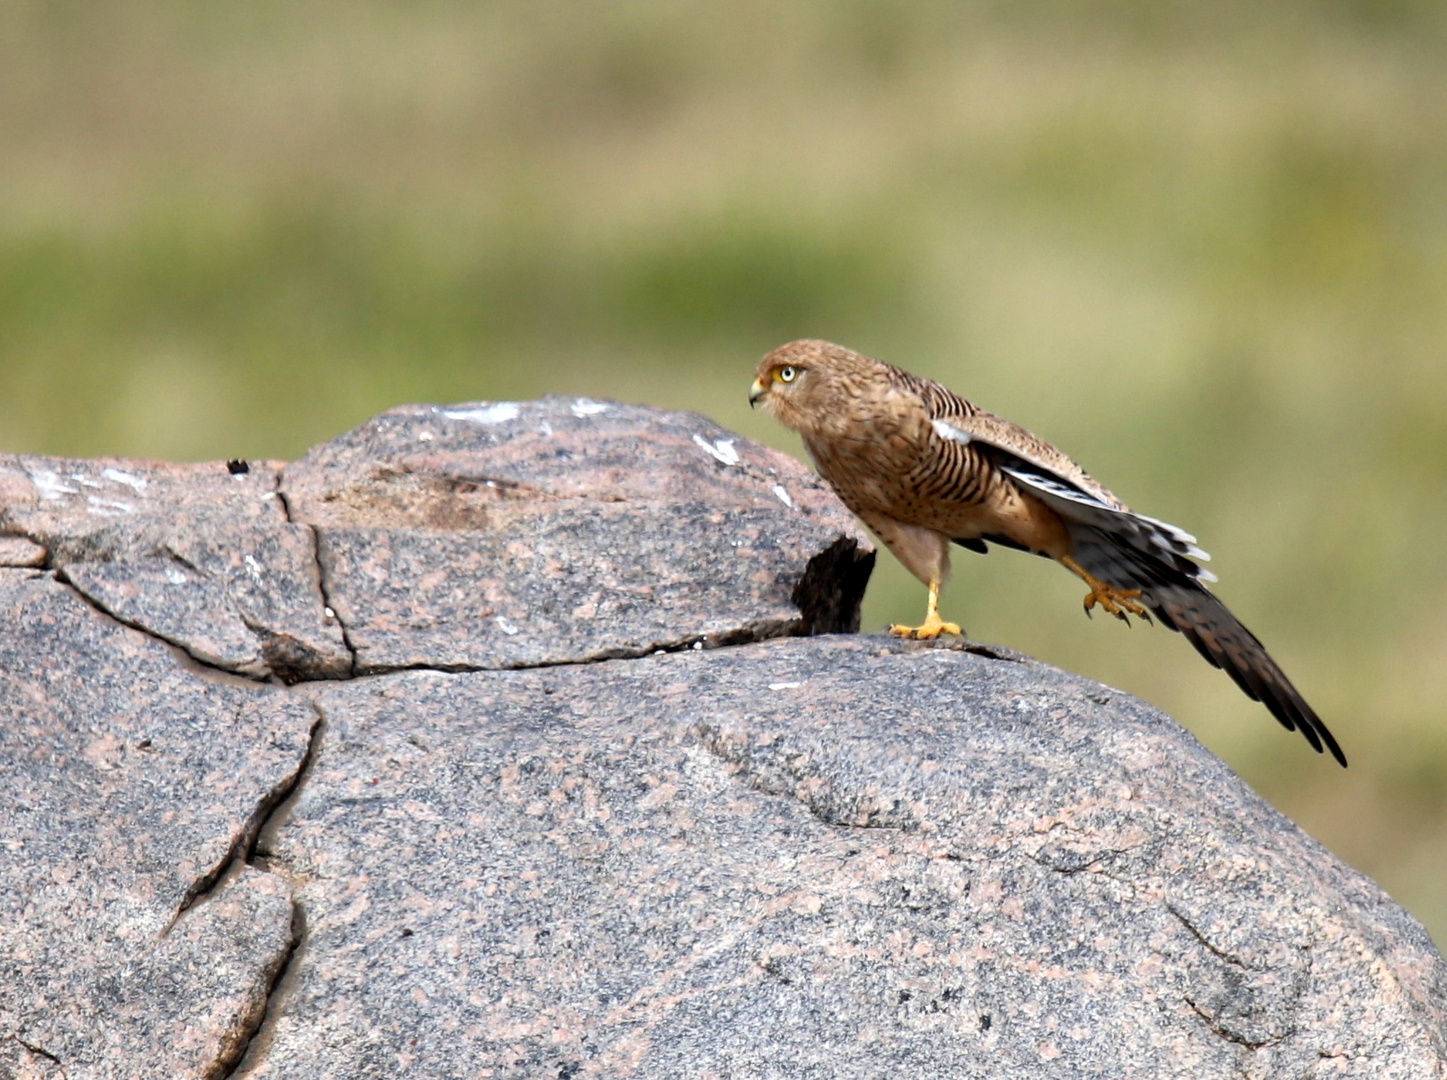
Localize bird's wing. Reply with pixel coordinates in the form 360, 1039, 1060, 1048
931, 404, 1344, 766
928, 411, 1214, 581
931, 406, 1124, 505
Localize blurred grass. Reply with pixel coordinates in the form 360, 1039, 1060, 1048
1, 1, 1445, 945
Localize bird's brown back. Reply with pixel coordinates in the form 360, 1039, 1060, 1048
761, 340, 1103, 550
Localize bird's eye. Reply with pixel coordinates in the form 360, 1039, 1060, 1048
778, 366, 798, 383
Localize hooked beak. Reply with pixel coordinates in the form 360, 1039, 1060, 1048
748, 377, 768, 408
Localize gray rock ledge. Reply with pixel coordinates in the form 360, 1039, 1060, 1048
0, 397, 1442, 1080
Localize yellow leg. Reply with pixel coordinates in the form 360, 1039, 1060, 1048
889, 579, 962, 640
1060, 555, 1149, 621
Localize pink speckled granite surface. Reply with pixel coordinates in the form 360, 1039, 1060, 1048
281, 396, 873, 671
0, 456, 349, 680
240, 638, 1444, 1079
0, 571, 313, 1078
0, 399, 1441, 1079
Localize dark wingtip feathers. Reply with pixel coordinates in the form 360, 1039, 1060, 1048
1149, 582, 1346, 767
1068, 538, 1346, 767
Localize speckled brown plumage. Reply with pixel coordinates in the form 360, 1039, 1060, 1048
749, 338, 1344, 766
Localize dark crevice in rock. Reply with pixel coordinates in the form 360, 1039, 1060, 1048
4, 1036, 65, 1076
0, 525, 50, 564
1166, 902, 1253, 970
160, 544, 204, 577
1028, 846, 1140, 876
166, 643, 286, 689
214, 901, 307, 1080
249, 706, 328, 871
303, 550, 358, 671
788, 536, 874, 635
238, 612, 344, 687
166, 706, 325, 931
954, 641, 1026, 663
896, 638, 1028, 664
49, 566, 275, 686
202, 706, 329, 1077
1170, 901, 1295, 1053
274, 477, 359, 679
336, 618, 817, 680
1183, 997, 1276, 1052
0, 545, 49, 570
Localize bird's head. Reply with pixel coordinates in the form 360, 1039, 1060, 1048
749, 339, 865, 436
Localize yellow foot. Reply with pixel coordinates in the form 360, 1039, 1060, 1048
889, 613, 963, 640
1082, 584, 1148, 621
1062, 555, 1149, 622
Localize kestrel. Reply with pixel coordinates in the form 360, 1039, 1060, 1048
749, 339, 1344, 765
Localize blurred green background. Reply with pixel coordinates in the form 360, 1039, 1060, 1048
2, 2, 1444, 944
